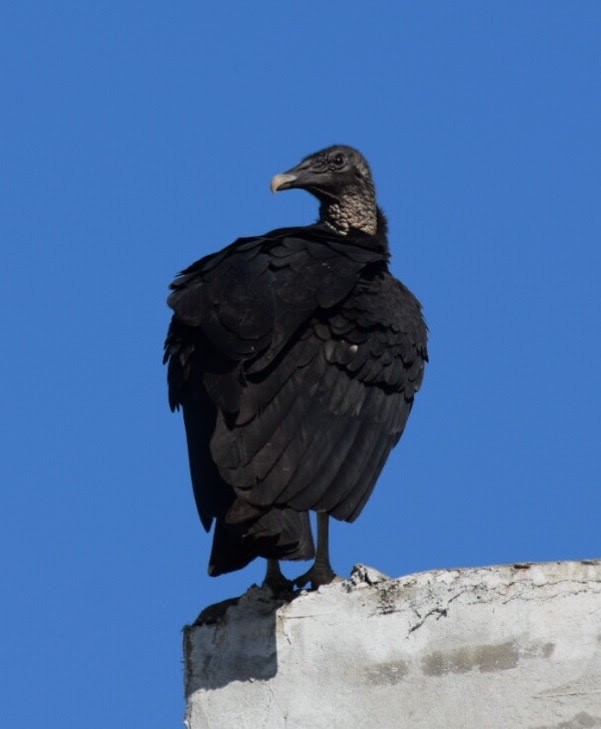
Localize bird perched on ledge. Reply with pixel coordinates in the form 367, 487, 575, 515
164, 145, 428, 590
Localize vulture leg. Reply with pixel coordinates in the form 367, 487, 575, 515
263, 559, 295, 594
294, 513, 336, 589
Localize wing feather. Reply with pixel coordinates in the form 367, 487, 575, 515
165, 224, 428, 554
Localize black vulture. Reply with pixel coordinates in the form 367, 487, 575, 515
164, 145, 428, 590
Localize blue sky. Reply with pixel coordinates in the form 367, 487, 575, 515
2, 2, 600, 726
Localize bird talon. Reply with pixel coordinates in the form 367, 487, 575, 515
263, 559, 296, 595
294, 564, 337, 590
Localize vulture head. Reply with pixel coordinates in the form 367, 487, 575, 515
271, 145, 379, 236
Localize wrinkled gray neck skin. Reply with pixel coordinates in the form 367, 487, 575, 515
319, 184, 378, 236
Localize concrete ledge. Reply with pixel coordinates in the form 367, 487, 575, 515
184, 559, 601, 728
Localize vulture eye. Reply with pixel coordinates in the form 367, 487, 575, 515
331, 153, 345, 168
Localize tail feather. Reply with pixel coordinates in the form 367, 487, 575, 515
208, 507, 315, 576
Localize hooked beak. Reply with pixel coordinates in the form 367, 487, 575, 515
270, 172, 298, 193
270, 157, 316, 194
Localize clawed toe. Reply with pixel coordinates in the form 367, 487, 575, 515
264, 574, 295, 594
263, 560, 296, 595
294, 563, 337, 590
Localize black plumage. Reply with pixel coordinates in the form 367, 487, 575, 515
164, 145, 428, 587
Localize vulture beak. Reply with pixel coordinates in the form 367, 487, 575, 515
270, 172, 298, 193
270, 158, 316, 193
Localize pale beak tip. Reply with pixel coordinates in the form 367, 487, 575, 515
270, 173, 297, 194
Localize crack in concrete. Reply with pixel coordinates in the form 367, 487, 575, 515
277, 615, 292, 646
401, 576, 601, 635
501, 585, 601, 606
408, 606, 448, 635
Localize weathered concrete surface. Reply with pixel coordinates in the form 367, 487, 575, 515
184, 560, 601, 729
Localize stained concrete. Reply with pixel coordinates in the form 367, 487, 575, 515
184, 559, 601, 728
